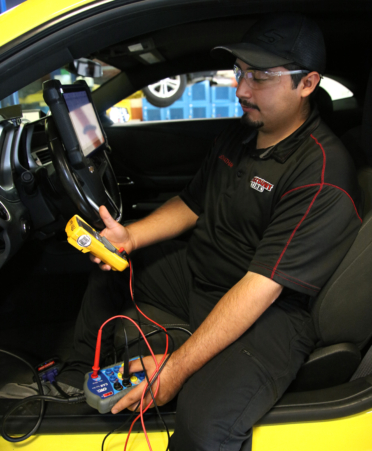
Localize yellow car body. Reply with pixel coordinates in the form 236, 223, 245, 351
0, 0, 97, 48
0, 1, 371, 450
1, 410, 372, 451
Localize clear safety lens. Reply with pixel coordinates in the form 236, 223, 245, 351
233, 65, 309, 90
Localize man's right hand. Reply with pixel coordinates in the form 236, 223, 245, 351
90, 205, 134, 270
90, 196, 198, 270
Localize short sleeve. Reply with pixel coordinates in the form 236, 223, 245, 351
249, 185, 362, 296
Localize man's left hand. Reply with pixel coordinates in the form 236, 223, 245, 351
111, 354, 184, 414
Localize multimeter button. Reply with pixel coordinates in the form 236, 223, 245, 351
130, 375, 139, 385
105, 369, 114, 376
114, 366, 120, 373
114, 381, 123, 391
109, 376, 117, 382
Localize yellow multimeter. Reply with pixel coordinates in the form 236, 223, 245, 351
65, 215, 129, 271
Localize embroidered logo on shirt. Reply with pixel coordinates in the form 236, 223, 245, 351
218, 155, 234, 168
250, 176, 274, 193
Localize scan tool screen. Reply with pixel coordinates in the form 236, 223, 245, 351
63, 89, 105, 157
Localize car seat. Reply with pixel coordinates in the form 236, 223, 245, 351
259, 68, 372, 431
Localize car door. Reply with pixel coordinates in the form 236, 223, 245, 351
104, 76, 242, 220
105, 117, 239, 219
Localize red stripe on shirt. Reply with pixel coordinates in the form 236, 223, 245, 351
270, 135, 326, 280
280, 184, 362, 223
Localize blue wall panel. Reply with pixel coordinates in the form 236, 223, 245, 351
143, 83, 240, 121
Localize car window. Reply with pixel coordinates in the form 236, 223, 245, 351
107, 70, 241, 123
2, 64, 354, 123
319, 77, 353, 101
108, 72, 354, 124
1, 59, 120, 116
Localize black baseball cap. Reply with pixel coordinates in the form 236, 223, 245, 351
211, 13, 326, 74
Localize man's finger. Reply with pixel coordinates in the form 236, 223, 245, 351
127, 403, 139, 412
111, 382, 145, 414
128, 389, 157, 412
89, 251, 112, 270
99, 262, 112, 271
99, 205, 117, 230
89, 254, 101, 264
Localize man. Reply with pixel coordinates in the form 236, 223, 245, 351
2, 12, 362, 451
74, 13, 360, 450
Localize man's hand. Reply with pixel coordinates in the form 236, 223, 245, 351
110, 273, 282, 415
90, 205, 134, 270
92, 197, 198, 271
111, 355, 184, 414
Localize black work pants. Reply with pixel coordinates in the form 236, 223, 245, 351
61, 241, 316, 451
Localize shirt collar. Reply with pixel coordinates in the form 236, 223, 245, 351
242, 107, 321, 164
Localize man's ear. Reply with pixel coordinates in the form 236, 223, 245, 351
300, 72, 321, 98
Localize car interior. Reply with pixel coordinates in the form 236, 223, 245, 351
1, 0, 372, 445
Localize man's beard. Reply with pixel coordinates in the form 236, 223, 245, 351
239, 100, 264, 129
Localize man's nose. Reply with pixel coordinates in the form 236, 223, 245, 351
236, 79, 253, 100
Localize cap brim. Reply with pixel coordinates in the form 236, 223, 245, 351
211, 43, 294, 69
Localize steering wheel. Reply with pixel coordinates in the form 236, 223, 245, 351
45, 117, 122, 230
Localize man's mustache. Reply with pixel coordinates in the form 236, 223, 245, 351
239, 100, 260, 111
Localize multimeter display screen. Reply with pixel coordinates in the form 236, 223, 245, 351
63, 90, 105, 157
77, 217, 95, 236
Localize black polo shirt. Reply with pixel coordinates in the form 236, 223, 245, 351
180, 108, 362, 298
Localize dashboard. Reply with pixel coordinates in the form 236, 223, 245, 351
0, 119, 31, 269
0, 81, 122, 271
0, 115, 72, 270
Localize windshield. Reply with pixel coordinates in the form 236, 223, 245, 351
4, 59, 120, 115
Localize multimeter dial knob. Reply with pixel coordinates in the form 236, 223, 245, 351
77, 234, 92, 247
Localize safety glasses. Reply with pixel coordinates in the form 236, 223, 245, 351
233, 65, 309, 90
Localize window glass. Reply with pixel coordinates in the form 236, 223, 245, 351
319, 77, 353, 101
108, 72, 354, 124
2, 59, 120, 114
107, 70, 242, 123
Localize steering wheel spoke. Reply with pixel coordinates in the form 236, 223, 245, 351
45, 117, 122, 229
97, 159, 108, 178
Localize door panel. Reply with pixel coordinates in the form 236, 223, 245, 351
105, 117, 240, 219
